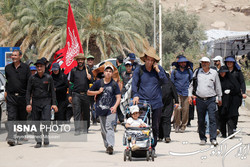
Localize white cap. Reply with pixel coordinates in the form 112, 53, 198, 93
212, 55, 222, 61
125, 61, 132, 66
200, 57, 210, 62
104, 64, 114, 71
130, 105, 139, 114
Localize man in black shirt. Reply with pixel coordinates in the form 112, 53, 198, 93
26, 59, 58, 148
5, 49, 31, 146
68, 53, 93, 135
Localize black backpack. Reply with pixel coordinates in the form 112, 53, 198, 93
191, 68, 201, 96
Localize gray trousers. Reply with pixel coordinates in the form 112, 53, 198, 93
99, 113, 116, 148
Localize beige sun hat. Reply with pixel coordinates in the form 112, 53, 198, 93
74, 53, 86, 60
140, 46, 160, 63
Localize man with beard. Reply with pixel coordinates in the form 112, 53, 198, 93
171, 56, 193, 133
132, 46, 167, 157
51, 63, 68, 124
212, 55, 224, 71
68, 53, 93, 135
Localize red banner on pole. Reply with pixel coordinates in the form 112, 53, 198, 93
58, 0, 83, 74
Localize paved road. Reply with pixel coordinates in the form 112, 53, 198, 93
0, 107, 249, 167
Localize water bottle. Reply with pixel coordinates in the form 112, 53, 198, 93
143, 100, 147, 107
130, 98, 133, 106
242, 99, 245, 107
51, 108, 55, 120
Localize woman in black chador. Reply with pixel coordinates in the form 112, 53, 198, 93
159, 73, 179, 143
218, 66, 241, 138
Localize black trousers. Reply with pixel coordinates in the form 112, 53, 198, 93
152, 107, 162, 149
220, 116, 238, 137
6, 94, 27, 141
32, 99, 51, 143
55, 99, 68, 123
72, 92, 90, 132
159, 103, 173, 139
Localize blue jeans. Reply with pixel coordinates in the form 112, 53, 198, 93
196, 97, 217, 142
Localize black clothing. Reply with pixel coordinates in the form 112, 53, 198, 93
52, 70, 68, 122
69, 66, 93, 95
219, 72, 241, 118
26, 72, 56, 143
159, 79, 179, 138
52, 71, 68, 101
230, 68, 246, 94
26, 73, 56, 105
70, 65, 93, 132
219, 72, 241, 137
5, 62, 31, 96
5, 61, 30, 141
72, 92, 90, 132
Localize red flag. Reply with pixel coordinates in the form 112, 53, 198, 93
59, 0, 83, 74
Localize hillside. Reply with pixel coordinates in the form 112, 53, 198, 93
142, 0, 250, 31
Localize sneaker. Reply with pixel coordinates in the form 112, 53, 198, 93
74, 131, 80, 136
165, 137, 171, 143
131, 145, 140, 151
217, 129, 220, 136
179, 128, 185, 133
199, 140, 206, 145
34, 142, 42, 148
16, 139, 23, 145
157, 138, 163, 142
175, 126, 179, 133
44, 142, 49, 147
211, 140, 218, 146
107, 146, 113, 155
7, 140, 15, 147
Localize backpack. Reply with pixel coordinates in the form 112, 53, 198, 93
191, 68, 201, 96
100, 78, 117, 90
137, 65, 160, 89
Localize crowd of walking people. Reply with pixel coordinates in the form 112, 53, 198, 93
3, 47, 247, 156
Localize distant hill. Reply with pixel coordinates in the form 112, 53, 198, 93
141, 0, 250, 31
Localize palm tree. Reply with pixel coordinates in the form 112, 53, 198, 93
75, 0, 150, 62
0, 0, 151, 62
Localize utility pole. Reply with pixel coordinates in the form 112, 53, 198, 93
159, 0, 162, 66
153, 0, 156, 49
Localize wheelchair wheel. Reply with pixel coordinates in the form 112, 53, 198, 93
146, 150, 150, 161
123, 150, 127, 161
128, 150, 132, 161
151, 150, 155, 161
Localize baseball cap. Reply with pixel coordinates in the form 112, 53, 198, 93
125, 61, 132, 66
213, 55, 222, 61
130, 105, 139, 114
104, 64, 114, 71
51, 63, 60, 71
128, 53, 136, 60
200, 57, 210, 62
34, 59, 46, 66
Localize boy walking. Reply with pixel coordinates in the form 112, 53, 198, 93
87, 63, 121, 154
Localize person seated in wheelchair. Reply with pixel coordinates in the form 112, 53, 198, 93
125, 105, 148, 151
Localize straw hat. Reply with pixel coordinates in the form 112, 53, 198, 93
140, 46, 160, 63
74, 53, 86, 60
92, 61, 120, 82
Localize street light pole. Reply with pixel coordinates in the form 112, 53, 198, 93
153, 0, 156, 49
159, 0, 162, 66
